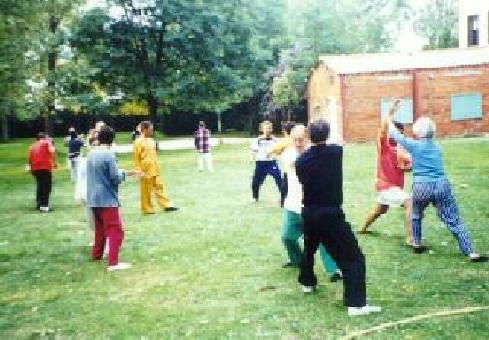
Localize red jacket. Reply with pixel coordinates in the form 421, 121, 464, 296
29, 139, 56, 171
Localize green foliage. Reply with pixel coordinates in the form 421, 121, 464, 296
414, 0, 459, 49
271, 0, 412, 112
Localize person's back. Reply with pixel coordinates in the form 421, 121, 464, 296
30, 139, 55, 171
68, 137, 84, 157
409, 139, 445, 181
296, 144, 343, 208
87, 147, 122, 208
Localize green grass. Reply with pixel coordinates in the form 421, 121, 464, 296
0, 137, 488, 339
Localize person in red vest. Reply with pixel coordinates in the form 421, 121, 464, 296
28, 132, 57, 212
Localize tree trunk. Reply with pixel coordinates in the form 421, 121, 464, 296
46, 15, 59, 136
1, 114, 9, 141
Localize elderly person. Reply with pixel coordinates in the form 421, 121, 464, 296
388, 109, 487, 262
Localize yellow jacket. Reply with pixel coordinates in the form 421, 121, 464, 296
134, 137, 159, 177
269, 136, 292, 156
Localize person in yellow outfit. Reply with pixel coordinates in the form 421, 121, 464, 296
134, 121, 178, 214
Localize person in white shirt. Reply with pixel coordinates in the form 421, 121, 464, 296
281, 124, 343, 282
250, 120, 283, 203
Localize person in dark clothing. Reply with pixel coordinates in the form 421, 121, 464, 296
295, 119, 381, 316
67, 128, 84, 182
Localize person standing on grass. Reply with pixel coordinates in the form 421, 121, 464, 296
281, 124, 343, 282
270, 121, 295, 207
194, 121, 213, 172
134, 121, 178, 215
250, 120, 283, 203
28, 132, 58, 213
296, 120, 381, 316
87, 125, 141, 271
66, 128, 85, 183
360, 100, 413, 246
387, 110, 488, 262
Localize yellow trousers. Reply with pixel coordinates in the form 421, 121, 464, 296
140, 175, 172, 214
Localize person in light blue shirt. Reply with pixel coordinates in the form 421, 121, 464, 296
387, 100, 486, 262
86, 126, 141, 271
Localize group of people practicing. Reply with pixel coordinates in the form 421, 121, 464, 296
28, 99, 487, 314
250, 99, 487, 316
28, 120, 214, 270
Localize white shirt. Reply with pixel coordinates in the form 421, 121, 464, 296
282, 147, 303, 214
251, 136, 277, 161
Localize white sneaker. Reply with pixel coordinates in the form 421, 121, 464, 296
107, 262, 132, 271
302, 285, 315, 293
348, 305, 382, 316
39, 206, 50, 213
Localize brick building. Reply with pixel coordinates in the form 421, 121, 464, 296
306, 47, 489, 142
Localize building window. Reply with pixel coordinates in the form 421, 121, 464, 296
381, 98, 413, 124
451, 93, 483, 120
468, 15, 479, 46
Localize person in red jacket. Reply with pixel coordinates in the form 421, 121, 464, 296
28, 133, 57, 212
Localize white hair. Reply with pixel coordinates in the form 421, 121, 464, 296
413, 116, 436, 139
290, 124, 306, 138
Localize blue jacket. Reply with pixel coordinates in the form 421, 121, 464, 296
86, 147, 126, 207
389, 126, 446, 182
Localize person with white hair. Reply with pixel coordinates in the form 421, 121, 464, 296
388, 105, 487, 262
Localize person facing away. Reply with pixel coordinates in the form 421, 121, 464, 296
280, 124, 343, 282
360, 100, 413, 246
133, 121, 178, 214
250, 120, 283, 203
194, 120, 213, 172
387, 112, 487, 262
28, 132, 57, 213
295, 119, 381, 317
66, 128, 85, 183
86, 125, 141, 271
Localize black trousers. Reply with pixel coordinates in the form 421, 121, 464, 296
280, 172, 288, 207
299, 206, 366, 307
32, 170, 52, 208
251, 160, 282, 200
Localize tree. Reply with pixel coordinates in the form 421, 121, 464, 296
414, 0, 458, 49
71, 0, 286, 133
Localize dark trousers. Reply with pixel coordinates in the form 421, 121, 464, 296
251, 160, 282, 200
299, 207, 366, 307
32, 170, 52, 208
281, 172, 288, 207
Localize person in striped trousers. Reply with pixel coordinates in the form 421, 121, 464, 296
387, 101, 487, 262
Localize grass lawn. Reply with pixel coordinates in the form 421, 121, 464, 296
0, 137, 488, 338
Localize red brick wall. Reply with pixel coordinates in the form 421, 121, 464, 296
416, 65, 489, 137
342, 72, 413, 142
340, 64, 489, 142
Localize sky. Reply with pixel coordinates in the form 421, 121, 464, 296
83, 0, 434, 52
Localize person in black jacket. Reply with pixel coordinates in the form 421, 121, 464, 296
295, 119, 381, 316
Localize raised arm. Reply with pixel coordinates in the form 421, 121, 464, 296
387, 99, 416, 152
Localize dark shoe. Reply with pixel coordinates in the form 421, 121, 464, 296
164, 207, 179, 212
470, 255, 488, 263
330, 272, 343, 282
282, 262, 299, 268
413, 245, 428, 254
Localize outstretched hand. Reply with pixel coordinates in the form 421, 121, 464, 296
126, 170, 144, 177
